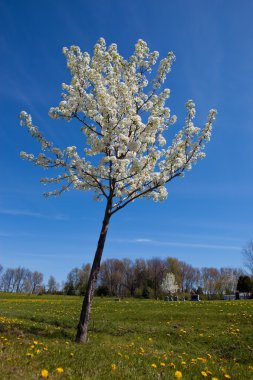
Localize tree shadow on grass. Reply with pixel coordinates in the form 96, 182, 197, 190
0, 317, 75, 341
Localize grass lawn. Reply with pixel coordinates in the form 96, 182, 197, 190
0, 293, 252, 379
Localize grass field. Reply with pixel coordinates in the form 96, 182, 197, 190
0, 293, 252, 379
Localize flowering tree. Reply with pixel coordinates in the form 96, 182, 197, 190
20, 38, 216, 343
161, 272, 178, 295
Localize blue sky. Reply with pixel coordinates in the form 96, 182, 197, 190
1, 0, 253, 284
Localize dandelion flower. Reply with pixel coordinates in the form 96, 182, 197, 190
201, 371, 208, 377
175, 370, 182, 379
111, 364, 116, 370
41, 369, 49, 378
224, 375, 231, 379
56, 367, 64, 374
151, 363, 157, 368
160, 362, 166, 367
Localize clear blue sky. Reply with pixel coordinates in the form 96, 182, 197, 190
1, 0, 252, 284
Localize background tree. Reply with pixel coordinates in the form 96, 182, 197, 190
219, 267, 242, 295
121, 258, 139, 297
24, 271, 44, 294
20, 38, 216, 343
64, 265, 91, 295
242, 241, 253, 275
0, 267, 31, 293
201, 267, 220, 295
161, 272, 178, 295
0, 265, 3, 288
47, 275, 59, 294
134, 259, 148, 297
237, 275, 253, 293
64, 267, 81, 295
147, 258, 167, 298
99, 259, 124, 296
0, 268, 15, 292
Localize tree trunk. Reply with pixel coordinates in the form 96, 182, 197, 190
75, 198, 112, 343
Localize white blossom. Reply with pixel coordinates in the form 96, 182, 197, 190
161, 273, 178, 294
20, 38, 216, 205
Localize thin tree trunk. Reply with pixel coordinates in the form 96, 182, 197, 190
75, 198, 112, 343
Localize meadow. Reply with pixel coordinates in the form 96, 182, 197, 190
0, 293, 252, 379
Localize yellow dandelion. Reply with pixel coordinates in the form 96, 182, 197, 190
26, 352, 34, 358
41, 369, 49, 378
201, 371, 208, 377
33, 340, 38, 345
56, 367, 64, 374
160, 362, 166, 367
175, 370, 182, 379
36, 349, 41, 354
111, 364, 116, 371
212, 378, 219, 380
181, 361, 187, 365
197, 357, 207, 363
169, 362, 176, 368
70, 352, 74, 357
224, 375, 231, 379
151, 363, 157, 368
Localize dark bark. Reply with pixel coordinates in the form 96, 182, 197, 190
75, 198, 112, 343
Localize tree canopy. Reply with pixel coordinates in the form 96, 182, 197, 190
20, 38, 216, 211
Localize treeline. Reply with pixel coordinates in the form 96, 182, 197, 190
0, 265, 44, 294
1, 257, 252, 298
0, 264, 59, 294
64, 258, 249, 298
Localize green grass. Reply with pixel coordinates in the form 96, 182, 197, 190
0, 293, 252, 379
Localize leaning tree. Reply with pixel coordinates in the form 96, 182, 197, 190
20, 38, 216, 343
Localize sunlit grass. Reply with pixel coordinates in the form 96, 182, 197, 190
0, 293, 252, 379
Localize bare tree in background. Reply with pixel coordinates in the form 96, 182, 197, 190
243, 241, 253, 275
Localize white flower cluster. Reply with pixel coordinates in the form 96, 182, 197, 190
20, 38, 216, 210
161, 272, 178, 294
